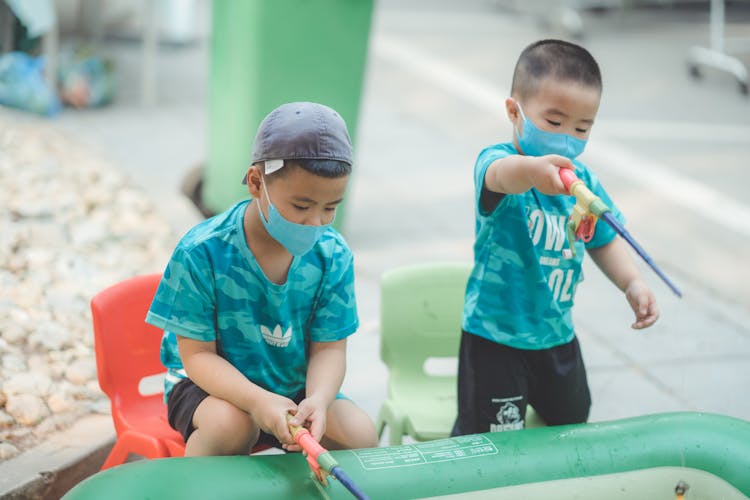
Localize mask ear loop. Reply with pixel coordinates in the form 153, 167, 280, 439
256, 173, 272, 225
261, 175, 271, 200
512, 99, 526, 143
514, 100, 527, 122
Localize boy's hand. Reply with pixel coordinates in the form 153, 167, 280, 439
284, 395, 328, 452
527, 154, 573, 196
253, 392, 298, 448
625, 279, 659, 329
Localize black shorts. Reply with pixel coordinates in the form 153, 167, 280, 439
451, 330, 590, 436
167, 378, 305, 449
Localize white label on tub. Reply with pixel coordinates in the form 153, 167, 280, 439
352, 435, 499, 470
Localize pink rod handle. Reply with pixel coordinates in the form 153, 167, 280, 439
558, 168, 579, 192
295, 428, 327, 459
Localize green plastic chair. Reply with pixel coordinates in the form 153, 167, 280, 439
376, 262, 545, 446
375, 262, 470, 446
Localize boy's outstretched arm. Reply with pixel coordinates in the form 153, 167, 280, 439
485, 154, 573, 195
177, 336, 297, 446
286, 339, 347, 451
587, 238, 660, 329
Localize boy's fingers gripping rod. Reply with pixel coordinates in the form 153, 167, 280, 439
286, 414, 369, 500
558, 168, 683, 298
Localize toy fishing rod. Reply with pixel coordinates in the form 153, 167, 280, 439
286, 414, 369, 500
558, 168, 682, 298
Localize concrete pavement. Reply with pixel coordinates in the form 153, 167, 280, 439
2, 1, 749, 497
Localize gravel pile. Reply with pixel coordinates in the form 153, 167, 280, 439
0, 115, 175, 461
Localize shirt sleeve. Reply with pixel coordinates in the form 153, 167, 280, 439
307, 244, 359, 342
146, 245, 217, 341
475, 145, 513, 216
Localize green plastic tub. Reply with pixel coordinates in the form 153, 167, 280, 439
63, 412, 750, 499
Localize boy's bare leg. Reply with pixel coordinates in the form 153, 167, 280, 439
321, 399, 378, 450
187, 396, 260, 456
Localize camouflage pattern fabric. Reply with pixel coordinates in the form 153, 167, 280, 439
146, 201, 359, 401
462, 142, 624, 349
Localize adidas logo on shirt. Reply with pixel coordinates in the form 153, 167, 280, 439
260, 324, 292, 347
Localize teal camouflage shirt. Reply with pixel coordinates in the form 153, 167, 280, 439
146, 200, 359, 400
462, 142, 624, 349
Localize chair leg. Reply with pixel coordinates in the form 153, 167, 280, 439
101, 432, 171, 469
101, 440, 131, 470
526, 404, 547, 429
388, 421, 405, 447
377, 402, 405, 446
375, 412, 386, 440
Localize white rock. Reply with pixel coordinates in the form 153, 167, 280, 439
47, 361, 67, 379
5, 394, 50, 425
3, 372, 52, 397
1, 354, 26, 373
66, 384, 101, 401
46, 287, 87, 320
7, 306, 32, 327
87, 400, 111, 415
65, 358, 97, 386
26, 354, 49, 374
27, 321, 71, 351
47, 349, 73, 364
26, 220, 67, 247
24, 248, 56, 268
46, 392, 77, 414
0, 409, 14, 428
85, 380, 104, 395
54, 252, 98, 283
0, 441, 19, 460
9, 199, 55, 219
3, 254, 26, 274
1, 322, 26, 345
70, 219, 109, 246
11, 281, 43, 309
0, 270, 19, 289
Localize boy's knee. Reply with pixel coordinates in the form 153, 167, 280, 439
350, 422, 379, 449
198, 399, 258, 454
324, 401, 378, 450
362, 433, 379, 449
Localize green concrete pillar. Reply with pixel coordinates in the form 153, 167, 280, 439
204, 0, 374, 232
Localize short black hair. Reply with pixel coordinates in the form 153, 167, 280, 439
511, 39, 602, 100
265, 158, 351, 181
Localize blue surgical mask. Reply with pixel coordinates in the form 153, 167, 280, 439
257, 180, 332, 256
515, 102, 587, 159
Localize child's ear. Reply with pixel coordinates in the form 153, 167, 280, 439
505, 97, 520, 123
245, 164, 263, 197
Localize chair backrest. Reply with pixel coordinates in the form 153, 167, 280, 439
380, 262, 472, 379
91, 274, 164, 403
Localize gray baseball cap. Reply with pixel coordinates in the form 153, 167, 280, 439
241, 102, 353, 183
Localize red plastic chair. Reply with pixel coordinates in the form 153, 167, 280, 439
91, 274, 186, 469
92, 274, 273, 469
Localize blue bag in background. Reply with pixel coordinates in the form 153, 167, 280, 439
58, 46, 116, 108
0, 51, 61, 116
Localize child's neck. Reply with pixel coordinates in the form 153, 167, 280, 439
243, 200, 293, 285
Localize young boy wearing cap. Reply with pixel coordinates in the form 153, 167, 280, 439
452, 40, 659, 436
147, 102, 378, 456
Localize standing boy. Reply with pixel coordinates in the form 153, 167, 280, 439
452, 40, 659, 436
147, 102, 378, 455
